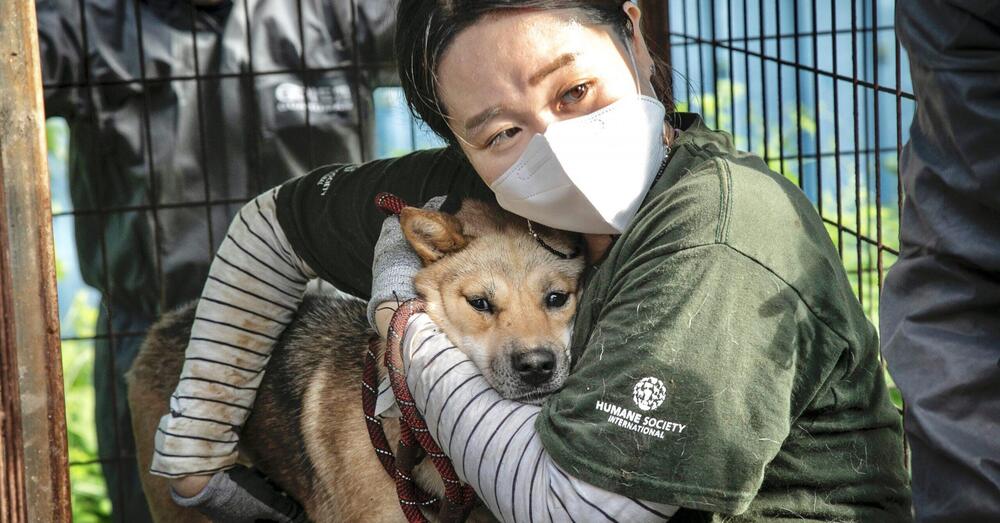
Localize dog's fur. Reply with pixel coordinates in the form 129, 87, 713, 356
128, 200, 584, 522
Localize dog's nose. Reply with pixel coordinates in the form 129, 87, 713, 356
512, 348, 555, 386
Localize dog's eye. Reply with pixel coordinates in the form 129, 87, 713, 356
467, 297, 492, 313
546, 292, 569, 308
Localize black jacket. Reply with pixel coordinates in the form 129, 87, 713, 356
38, 0, 396, 314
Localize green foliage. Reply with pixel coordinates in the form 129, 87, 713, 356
49, 117, 111, 521
62, 292, 112, 522
47, 118, 69, 216
47, 118, 69, 162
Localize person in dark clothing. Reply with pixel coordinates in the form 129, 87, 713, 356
882, 2, 1000, 522
36, 0, 396, 520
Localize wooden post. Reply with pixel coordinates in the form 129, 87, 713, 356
639, 0, 672, 67
638, 0, 673, 107
0, 0, 72, 521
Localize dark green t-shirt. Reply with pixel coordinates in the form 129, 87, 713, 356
276, 114, 911, 521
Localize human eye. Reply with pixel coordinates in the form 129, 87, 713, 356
486, 127, 521, 149
559, 82, 592, 108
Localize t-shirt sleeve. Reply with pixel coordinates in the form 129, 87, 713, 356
275, 147, 493, 299
536, 240, 844, 514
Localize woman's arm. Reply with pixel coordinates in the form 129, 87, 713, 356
396, 313, 678, 522
154, 148, 487, 482
152, 187, 316, 478
274, 149, 491, 298
391, 234, 843, 520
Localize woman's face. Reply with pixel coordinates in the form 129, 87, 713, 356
437, 5, 655, 185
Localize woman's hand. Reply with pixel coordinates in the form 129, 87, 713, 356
169, 466, 306, 522
171, 475, 211, 497
367, 195, 447, 333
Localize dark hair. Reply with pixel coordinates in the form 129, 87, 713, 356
395, 1, 673, 147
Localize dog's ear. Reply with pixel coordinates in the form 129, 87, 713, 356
399, 207, 468, 265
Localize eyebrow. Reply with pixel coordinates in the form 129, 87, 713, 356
462, 52, 580, 139
464, 105, 507, 139
528, 52, 579, 86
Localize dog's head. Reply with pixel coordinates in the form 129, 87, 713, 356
399, 200, 585, 404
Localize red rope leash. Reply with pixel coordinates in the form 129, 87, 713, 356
362, 338, 439, 520
374, 192, 409, 216
360, 193, 477, 523
385, 300, 478, 522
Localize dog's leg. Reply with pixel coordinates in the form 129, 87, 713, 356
299, 368, 409, 522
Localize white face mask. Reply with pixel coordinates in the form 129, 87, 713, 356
489, 48, 667, 234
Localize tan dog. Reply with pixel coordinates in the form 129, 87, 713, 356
127, 200, 584, 522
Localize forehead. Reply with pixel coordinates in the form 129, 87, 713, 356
436, 10, 619, 112
446, 236, 582, 289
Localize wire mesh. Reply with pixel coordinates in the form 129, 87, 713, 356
42, 1, 424, 520
667, 0, 914, 325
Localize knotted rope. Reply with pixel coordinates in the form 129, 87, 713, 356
360, 193, 477, 523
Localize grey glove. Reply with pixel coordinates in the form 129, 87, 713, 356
366, 195, 447, 328
170, 465, 307, 523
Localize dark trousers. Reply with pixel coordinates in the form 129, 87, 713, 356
882, 2, 1000, 522
94, 300, 154, 523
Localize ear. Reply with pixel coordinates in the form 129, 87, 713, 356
624, 2, 649, 57
623, 1, 656, 97
399, 207, 468, 265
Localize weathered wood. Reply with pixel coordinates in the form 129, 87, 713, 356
0, 149, 28, 523
639, 0, 672, 72
0, 0, 71, 521
638, 0, 671, 59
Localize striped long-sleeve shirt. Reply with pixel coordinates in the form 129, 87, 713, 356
152, 187, 676, 521
153, 188, 316, 477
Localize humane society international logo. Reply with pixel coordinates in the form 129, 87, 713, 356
632, 376, 667, 411
593, 377, 686, 440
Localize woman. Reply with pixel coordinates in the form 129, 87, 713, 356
154, 1, 912, 521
